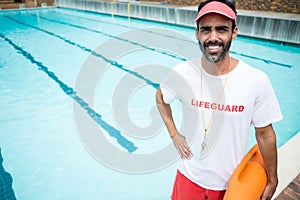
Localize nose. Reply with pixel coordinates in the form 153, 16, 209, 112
209, 30, 219, 42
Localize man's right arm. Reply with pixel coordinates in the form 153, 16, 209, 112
156, 87, 192, 159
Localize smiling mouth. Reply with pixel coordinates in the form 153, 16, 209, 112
208, 45, 220, 51
209, 44, 220, 48
205, 43, 223, 53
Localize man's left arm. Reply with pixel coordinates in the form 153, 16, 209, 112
255, 124, 278, 200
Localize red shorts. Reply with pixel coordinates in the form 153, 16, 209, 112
171, 170, 226, 200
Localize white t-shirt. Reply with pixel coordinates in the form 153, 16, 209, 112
160, 57, 283, 190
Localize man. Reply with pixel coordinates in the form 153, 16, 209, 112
156, 0, 283, 199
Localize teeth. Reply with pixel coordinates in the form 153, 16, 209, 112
208, 45, 219, 50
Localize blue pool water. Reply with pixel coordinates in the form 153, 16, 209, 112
0, 7, 299, 199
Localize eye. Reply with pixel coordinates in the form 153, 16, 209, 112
216, 26, 229, 33
199, 27, 211, 33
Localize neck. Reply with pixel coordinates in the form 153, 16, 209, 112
201, 55, 233, 76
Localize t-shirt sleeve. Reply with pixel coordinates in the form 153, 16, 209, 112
160, 67, 181, 104
159, 63, 195, 104
160, 84, 177, 104
252, 74, 283, 128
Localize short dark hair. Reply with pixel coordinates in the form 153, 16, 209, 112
196, 0, 237, 31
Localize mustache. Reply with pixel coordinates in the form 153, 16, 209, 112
203, 41, 224, 47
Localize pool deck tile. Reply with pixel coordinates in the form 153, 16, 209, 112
273, 132, 300, 199
275, 173, 300, 199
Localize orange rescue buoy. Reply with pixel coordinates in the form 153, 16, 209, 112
223, 144, 267, 200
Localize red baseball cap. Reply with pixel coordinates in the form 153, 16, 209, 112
194, 1, 236, 24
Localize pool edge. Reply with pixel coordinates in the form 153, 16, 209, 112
54, 0, 300, 45
273, 132, 300, 199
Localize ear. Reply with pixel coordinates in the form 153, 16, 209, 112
195, 28, 199, 40
232, 26, 238, 40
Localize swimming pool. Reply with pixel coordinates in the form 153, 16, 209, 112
0, 7, 299, 199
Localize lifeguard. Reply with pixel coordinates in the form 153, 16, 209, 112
191, 99, 244, 112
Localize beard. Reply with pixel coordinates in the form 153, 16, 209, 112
198, 39, 232, 62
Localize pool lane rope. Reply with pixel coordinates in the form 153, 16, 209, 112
28, 13, 292, 69
0, 33, 138, 153
5, 16, 160, 89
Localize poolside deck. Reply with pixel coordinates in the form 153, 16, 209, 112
53, 0, 300, 45
275, 173, 300, 199
273, 132, 300, 199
